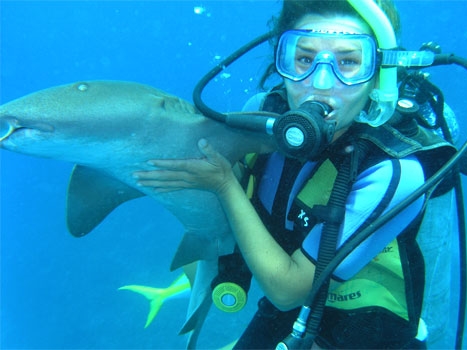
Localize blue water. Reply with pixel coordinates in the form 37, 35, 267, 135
1, 1, 466, 349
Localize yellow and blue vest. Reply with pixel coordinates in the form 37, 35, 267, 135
238, 88, 455, 348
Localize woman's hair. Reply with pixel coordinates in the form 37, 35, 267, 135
259, 0, 401, 89
273, 0, 400, 39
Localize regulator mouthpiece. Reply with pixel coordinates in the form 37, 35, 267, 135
273, 101, 335, 161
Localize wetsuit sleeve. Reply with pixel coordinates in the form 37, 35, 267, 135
301, 155, 425, 281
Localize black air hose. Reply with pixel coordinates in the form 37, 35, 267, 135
284, 140, 372, 349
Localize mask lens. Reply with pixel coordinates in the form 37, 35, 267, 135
276, 30, 376, 85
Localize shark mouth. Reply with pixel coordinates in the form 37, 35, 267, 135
0, 118, 21, 142
0, 117, 54, 142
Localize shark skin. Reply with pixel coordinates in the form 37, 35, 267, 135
0, 80, 275, 348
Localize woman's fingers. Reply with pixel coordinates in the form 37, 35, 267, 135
134, 168, 186, 181
145, 159, 193, 172
198, 138, 232, 169
134, 169, 197, 189
135, 173, 196, 192
133, 139, 234, 193
198, 138, 219, 163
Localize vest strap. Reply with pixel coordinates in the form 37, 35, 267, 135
311, 205, 345, 225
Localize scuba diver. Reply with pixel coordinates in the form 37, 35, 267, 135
134, 0, 466, 348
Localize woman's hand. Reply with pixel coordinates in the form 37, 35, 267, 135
133, 138, 237, 195
135, 139, 317, 309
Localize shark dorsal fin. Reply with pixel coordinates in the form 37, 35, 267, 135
66, 165, 144, 237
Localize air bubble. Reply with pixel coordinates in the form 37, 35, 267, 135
193, 6, 205, 15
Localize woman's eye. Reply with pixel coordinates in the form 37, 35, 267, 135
297, 55, 314, 65
337, 56, 362, 72
339, 58, 359, 65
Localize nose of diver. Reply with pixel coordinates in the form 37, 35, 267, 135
311, 63, 336, 90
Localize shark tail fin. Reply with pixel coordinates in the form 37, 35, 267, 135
119, 274, 191, 328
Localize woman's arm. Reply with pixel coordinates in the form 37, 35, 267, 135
134, 138, 315, 310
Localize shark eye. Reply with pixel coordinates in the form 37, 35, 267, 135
76, 83, 89, 92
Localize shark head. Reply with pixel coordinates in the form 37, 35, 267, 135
0, 81, 207, 167
0, 80, 276, 347
0, 82, 276, 245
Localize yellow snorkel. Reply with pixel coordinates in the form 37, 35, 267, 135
348, 0, 398, 127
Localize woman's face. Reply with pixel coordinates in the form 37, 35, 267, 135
284, 14, 376, 140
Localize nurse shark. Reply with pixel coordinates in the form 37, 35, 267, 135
0, 80, 275, 348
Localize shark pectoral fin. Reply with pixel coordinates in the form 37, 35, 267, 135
66, 165, 144, 237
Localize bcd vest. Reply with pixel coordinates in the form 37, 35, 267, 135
237, 88, 456, 348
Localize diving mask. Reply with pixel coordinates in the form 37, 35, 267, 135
276, 30, 377, 86
276, 29, 436, 89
